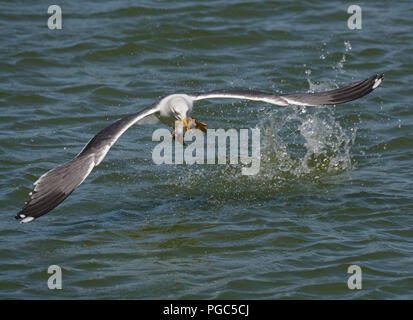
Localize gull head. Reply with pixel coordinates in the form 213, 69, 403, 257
170, 96, 190, 131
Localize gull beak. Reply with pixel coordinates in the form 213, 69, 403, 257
183, 118, 189, 132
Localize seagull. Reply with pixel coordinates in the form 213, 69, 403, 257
15, 73, 384, 223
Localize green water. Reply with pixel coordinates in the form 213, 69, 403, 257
1, 0, 412, 299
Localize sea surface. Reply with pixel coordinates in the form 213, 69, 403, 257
0, 0, 412, 299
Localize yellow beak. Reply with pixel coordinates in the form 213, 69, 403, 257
183, 118, 189, 132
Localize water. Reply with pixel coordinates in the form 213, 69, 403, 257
1, 0, 412, 299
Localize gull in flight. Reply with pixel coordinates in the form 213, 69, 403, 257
15, 74, 384, 223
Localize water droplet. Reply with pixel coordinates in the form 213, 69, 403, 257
344, 40, 352, 51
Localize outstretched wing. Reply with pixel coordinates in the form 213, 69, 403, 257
15, 105, 159, 223
192, 74, 383, 106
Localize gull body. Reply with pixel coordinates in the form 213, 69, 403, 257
15, 74, 384, 223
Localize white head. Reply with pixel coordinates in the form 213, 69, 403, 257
168, 95, 193, 131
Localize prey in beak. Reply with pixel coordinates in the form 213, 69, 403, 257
172, 117, 207, 144
188, 117, 207, 133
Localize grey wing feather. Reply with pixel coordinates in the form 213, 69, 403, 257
280, 74, 384, 106
193, 74, 384, 106
15, 104, 159, 223
15, 155, 95, 222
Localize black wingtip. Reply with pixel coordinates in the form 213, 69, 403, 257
372, 73, 384, 90
15, 212, 36, 223
15, 211, 25, 219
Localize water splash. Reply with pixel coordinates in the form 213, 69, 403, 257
258, 107, 356, 180
171, 105, 356, 197
307, 41, 354, 91
335, 40, 352, 73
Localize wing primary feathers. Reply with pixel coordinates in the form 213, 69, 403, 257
15, 155, 95, 222
281, 74, 384, 106
15, 105, 159, 223
192, 74, 383, 106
